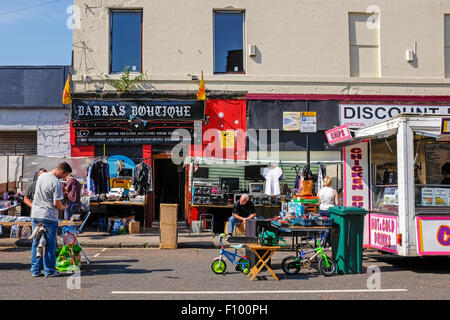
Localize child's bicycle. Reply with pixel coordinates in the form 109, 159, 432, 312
281, 234, 336, 276
211, 233, 252, 275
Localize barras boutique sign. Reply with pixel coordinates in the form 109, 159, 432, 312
72, 100, 205, 121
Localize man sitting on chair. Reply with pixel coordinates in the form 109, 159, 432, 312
228, 194, 256, 236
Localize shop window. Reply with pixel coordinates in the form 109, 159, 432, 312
214, 11, 245, 74
445, 15, 450, 77
110, 10, 142, 73
349, 13, 380, 77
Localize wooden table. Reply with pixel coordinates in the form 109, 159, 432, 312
246, 243, 281, 281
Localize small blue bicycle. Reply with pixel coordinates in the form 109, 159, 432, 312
211, 233, 252, 275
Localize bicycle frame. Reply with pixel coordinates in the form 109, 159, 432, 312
215, 234, 250, 266
295, 235, 331, 268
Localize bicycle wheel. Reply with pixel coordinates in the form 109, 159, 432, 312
281, 256, 301, 275
211, 259, 227, 274
236, 258, 251, 275
318, 256, 336, 276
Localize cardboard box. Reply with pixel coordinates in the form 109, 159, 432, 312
224, 221, 246, 235
160, 204, 178, 249
129, 221, 140, 234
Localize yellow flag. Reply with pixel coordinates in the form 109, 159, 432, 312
196, 71, 205, 100
62, 75, 71, 104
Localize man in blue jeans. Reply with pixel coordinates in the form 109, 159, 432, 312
30, 162, 72, 278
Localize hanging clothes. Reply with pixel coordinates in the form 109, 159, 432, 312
317, 165, 327, 190
293, 166, 301, 189
265, 166, 283, 196
132, 162, 153, 195
87, 160, 110, 195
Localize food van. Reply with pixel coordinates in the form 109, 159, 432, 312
335, 114, 450, 257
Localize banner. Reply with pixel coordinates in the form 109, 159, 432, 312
325, 124, 352, 144
416, 217, 450, 255
343, 141, 370, 210
72, 100, 205, 121
340, 104, 450, 128
369, 214, 398, 253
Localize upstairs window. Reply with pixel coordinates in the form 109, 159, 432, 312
214, 11, 245, 74
110, 10, 142, 73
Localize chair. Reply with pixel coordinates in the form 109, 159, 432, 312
199, 213, 214, 235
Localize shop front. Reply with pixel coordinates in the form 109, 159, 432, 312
336, 114, 450, 257
70, 98, 205, 229
184, 98, 344, 234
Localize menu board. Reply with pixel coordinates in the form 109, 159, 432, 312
426, 144, 450, 184
421, 188, 450, 206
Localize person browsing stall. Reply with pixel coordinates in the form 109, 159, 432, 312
441, 163, 450, 184
30, 162, 72, 278
317, 176, 339, 248
63, 174, 82, 221
227, 194, 256, 236
23, 168, 47, 211
317, 176, 339, 217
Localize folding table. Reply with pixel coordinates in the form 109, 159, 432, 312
246, 243, 281, 281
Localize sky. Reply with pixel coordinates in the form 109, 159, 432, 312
0, 0, 73, 66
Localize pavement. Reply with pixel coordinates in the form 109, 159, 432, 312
0, 227, 226, 249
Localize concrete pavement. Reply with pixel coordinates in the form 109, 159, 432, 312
0, 228, 225, 249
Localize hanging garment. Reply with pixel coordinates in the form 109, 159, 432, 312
318, 165, 324, 191
87, 161, 110, 195
264, 166, 283, 196
132, 162, 153, 195
293, 167, 301, 189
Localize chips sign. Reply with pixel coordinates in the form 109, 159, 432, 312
325, 124, 352, 145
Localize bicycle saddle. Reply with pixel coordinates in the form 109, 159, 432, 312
230, 244, 243, 249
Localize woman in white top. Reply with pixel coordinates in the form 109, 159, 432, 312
317, 176, 338, 248
317, 176, 339, 217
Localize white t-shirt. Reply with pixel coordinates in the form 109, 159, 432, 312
265, 166, 283, 196
318, 186, 336, 211
31, 172, 64, 222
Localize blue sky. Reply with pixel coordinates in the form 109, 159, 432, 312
0, 0, 73, 66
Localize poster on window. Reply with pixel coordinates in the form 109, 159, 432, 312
343, 141, 370, 210
282, 112, 300, 131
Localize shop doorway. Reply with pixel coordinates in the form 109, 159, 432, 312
153, 156, 185, 221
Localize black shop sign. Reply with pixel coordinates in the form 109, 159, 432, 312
72, 99, 205, 121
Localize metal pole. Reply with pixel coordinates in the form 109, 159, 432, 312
306, 101, 310, 167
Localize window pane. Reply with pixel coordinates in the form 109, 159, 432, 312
214, 11, 244, 73
111, 11, 142, 73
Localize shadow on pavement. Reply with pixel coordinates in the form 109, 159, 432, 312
366, 255, 450, 274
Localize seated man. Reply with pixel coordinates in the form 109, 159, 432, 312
228, 194, 256, 236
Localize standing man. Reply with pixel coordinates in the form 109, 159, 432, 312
227, 194, 256, 236
30, 162, 72, 278
23, 168, 47, 214
63, 174, 81, 221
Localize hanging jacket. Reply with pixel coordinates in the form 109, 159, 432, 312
132, 162, 153, 195
87, 161, 110, 195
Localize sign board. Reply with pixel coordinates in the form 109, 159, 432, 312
72, 122, 194, 145
339, 104, 450, 128
325, 124, 352, 144
343, 141, 370, 210
72, 100, 205, 121
220, 130, 235, 149
300, 111, 317, 133
416, 217, 450, 255
369, 214, 398, 253
283, 112, 301, 131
